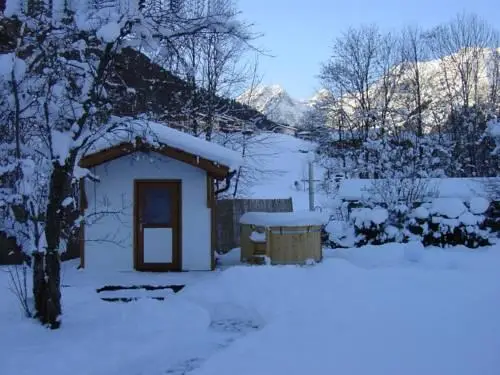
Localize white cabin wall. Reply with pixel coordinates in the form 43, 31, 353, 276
84, 152, 211, 271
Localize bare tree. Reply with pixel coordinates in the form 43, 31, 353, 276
425, 13, 494, 108
230, 54, 263, 197
163, 0, 257, 140
321, 25, 382, 139
422, 13, 498, 177
486, 32, 500, 110
374, 32, 405, 131
400, 26, 430, 136
367, 177, 438, 210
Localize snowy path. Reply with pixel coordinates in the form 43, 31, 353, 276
186, 244, 500, 375
0, 260, 264, 375
1, 244, 500, 375
164, 303, 263, 375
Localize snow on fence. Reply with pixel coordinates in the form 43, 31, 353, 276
216, 198, 293, 253
239, 211, 328, 265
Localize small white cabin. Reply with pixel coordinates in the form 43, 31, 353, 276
78, 120, 241, 272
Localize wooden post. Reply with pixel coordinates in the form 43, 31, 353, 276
308, 159, 314, 211
299, 149, 320, 212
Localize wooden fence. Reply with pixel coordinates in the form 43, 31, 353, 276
216, 198, 293, 253
0, 231, 80, 265
0, 232, 24, 265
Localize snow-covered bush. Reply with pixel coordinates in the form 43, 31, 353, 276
328, 196, 495, 249
350, 206, 392, 246
325, 220, 356, 248
335, 178, 436, 246
407, 198, 491, 248
326, 203, 410, 247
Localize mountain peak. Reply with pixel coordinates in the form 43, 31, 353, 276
265, 84, 286, 94
245, 84, 287, 100
238, 84, 309, 127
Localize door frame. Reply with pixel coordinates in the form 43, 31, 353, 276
133, 179, 182, 272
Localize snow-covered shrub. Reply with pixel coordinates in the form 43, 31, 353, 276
324, 220, 356, 248
349, 206, 396, 246
341, 196, 495, 249
342, 178, 438, 246
407, 198, 492, 248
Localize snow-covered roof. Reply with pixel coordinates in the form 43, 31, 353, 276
84, 119, 242, 170
337, 178, 499, 202
240, 211, 329, 227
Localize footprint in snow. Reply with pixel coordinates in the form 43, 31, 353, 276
164, 304, 264, 374
164, 358, 203, 375
209, 303, 264, 334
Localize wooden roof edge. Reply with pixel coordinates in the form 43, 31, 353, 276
79, 141, 230, 180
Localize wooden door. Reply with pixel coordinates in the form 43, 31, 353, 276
134, 180, 182, 271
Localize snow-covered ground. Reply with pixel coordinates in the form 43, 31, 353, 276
238, 132, 329, 211
2, 243, 500, 375
1, 128, 498, 375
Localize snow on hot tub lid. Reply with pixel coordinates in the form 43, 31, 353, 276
239, 211, 329, 227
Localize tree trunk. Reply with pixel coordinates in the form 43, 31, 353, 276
32, 251, 61, 329
45, 251, 61, 329
32, 252, 46, 321
33, 162, 70, 329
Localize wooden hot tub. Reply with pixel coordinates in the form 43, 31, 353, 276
239, 212, 327, 265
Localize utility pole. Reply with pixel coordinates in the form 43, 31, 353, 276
299, 149, 319, 211
308, 158, 314, 211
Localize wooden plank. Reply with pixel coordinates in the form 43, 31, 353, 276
240, 223, 254, 262
268, 225, 322, 265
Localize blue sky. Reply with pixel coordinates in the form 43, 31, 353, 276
238, 0, 498, 99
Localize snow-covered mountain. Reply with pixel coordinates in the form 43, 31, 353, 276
238, 85, 310, 127
240, 48, 500, 131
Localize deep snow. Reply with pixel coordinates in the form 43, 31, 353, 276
2, 244, 500, 375
189, 244, 500, 375
237, 132, 328, 211
2, 131, 499, 375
